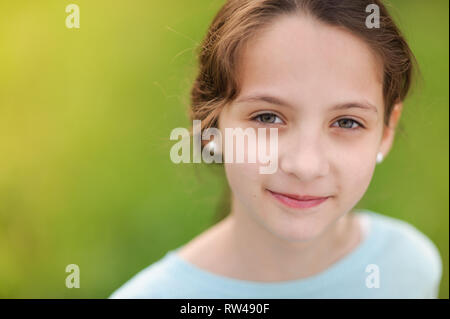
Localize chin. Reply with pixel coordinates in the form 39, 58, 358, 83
258, 190, 338, 242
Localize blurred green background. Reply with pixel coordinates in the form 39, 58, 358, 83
0, 0, 447, 298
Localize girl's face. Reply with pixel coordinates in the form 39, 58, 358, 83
217, 15, 401, 242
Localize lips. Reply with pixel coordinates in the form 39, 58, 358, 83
275, 193, 328, 201
267, 189, 330, 209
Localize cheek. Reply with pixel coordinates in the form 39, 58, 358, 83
338, 147, 377, 200
223, 161, 265, 205
224, 162, 261, 189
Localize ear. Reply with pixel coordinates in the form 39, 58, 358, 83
378, 101, 403, 159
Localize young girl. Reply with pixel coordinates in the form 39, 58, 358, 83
110, 0, 442, 298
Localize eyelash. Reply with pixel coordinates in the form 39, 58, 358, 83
251, 112, 364, 130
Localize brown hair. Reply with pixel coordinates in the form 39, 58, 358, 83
188, 0, 418, 220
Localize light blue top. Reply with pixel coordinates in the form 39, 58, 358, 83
109, 210, 443, 299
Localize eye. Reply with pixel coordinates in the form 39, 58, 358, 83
332, 118, 364, 130
252, 112, 284, 124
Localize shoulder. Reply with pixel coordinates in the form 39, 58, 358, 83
362, 210, 443, 297
365, 210, 442, 269
108, 251, 180, 299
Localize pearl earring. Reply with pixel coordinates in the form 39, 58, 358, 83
204, 141, 216, 155
204, 141, 221, 157
376, 152, 384, 164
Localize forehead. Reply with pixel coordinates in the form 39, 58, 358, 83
235, 14, 384, 112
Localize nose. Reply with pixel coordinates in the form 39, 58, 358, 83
278, 129, 330, 181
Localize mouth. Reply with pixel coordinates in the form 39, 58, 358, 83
266, 189, 331, 209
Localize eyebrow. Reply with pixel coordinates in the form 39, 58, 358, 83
234, 94, 378, 114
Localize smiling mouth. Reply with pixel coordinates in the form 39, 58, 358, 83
266, 189, 331, 209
